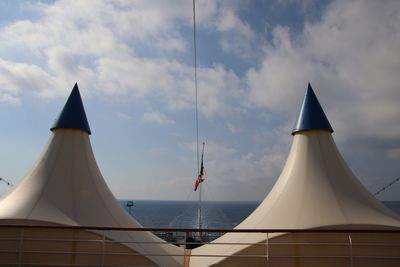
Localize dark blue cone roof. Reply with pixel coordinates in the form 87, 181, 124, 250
292, 83, 333, 135
50, 83, 91, 135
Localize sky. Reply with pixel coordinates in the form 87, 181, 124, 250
0, 0, 399, 202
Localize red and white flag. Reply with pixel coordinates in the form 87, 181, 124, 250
194, 149, 205, 191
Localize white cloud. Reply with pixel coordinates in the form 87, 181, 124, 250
205, 148, 286, 201
197, 65, 244, 116
42, 0, 192, 53
116, 112, 132, 121
0, 93, 20, 105
182, 139, 287, 201
216, 10, 256, 56
185, 141, 237, 161
142, 111, 174, 125
227, 123, 240, 134
96, 57, 244, 116
0, 0, 246, 118
387, 148, 400, 160
0, 58, 66, 99
246, 0, 400, 150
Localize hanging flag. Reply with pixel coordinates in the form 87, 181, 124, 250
194, 144, 205, 191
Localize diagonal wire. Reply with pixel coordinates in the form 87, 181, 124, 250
374, 176, 400, 196
0, 177, 13, 187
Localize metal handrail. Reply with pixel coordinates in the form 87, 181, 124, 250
0, 224, 399, 266
0, 224, 399, 233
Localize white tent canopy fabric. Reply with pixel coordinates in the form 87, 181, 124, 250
190, 84, 400, 266
0, 84, 183, 267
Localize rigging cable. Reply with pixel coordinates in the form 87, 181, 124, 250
0, 177, 13, 187
192, 0, 204, 231
374, 176, 400, 196
193, 0, 200, 175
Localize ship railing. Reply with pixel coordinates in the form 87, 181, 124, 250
0, 224, 399, 266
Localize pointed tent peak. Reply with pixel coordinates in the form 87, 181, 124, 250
50, 83, 91, 135
292, 82, 333, 135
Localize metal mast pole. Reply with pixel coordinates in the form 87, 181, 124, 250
192, 0, 202, 233
198, 180, 202, 229
198, 142, 205, 230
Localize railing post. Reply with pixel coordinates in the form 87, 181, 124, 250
348, 233, 353, 267
184, 231, 187, 266
101, 230, 106, 267
18, 228, 24, 267
266, 232, 269, 267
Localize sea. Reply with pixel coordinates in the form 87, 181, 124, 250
119, 200, 400, 229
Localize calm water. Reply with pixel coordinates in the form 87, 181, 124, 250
120, 200, 400, 228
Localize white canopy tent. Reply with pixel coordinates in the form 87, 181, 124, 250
0, 84, 183, 266
190, 84, 400, 267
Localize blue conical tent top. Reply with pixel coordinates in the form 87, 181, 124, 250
292, 83, 333, 135
50, 83, 91, 134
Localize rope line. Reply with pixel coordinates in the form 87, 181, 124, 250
193, 0, 200, 176
0, 177, 13, 187
374, 176, 400, 196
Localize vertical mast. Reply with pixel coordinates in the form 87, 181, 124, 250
198, 142, 205, 229
198, 176, 202, 229
192, 0, 203, 231
198, 182, 202, 229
